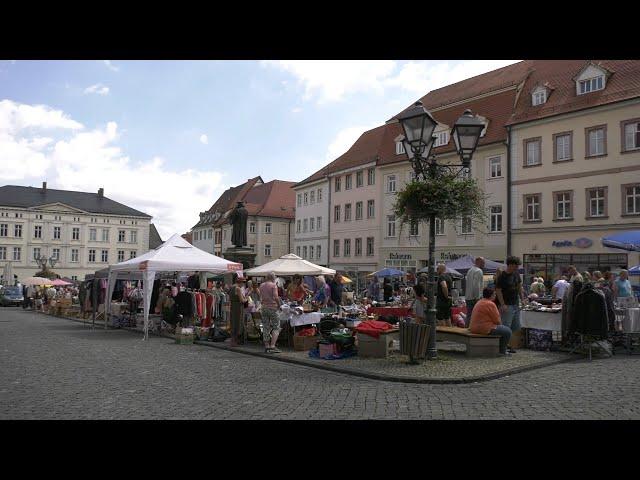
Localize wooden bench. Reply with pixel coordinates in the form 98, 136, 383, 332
435, 326, 500, 357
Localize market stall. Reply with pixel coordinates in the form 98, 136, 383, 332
106, 234, 242, 340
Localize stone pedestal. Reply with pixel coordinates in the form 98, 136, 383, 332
223, 247, 257, 270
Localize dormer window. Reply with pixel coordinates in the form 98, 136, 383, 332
433, 131, 449, 147
579, 76, 604, 95
532, 90, 546, 106
395, 141, 405, 155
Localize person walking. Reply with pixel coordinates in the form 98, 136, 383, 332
469, 288, 512, 356
229, 274, 247, 347
367, 276, 381, 302
615, 269, 633, 298
436, 263, 453, 326
259, 272, 282, 353
465, 256, 485, 326
329, 274, 344, 307
495, 256, 526, 353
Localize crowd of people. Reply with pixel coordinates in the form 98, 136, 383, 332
21, 284, 79, 310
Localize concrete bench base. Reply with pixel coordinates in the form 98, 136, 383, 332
436, 327, 500, 358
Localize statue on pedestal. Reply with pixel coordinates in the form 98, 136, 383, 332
228, 201, 248, 248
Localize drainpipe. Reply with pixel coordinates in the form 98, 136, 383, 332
506, 125, 512, 258
326, 176, 331, 268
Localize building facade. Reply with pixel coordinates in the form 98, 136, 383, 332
292, 178, 330, 266
507, 61, 640, 286
0, 183, 152, 282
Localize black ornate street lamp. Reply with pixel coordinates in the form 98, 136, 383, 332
396, 101, 484, 360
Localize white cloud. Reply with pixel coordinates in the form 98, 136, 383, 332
262, 60, 521, 103
199, 134, 208, 145
103, 60, 120, 72
262, 60, 396, 103
84, 83, 110, 95
0, 99, 84, 134
291, 107, 302, 114
0, 100, 224, 239
326, 124, 379, 161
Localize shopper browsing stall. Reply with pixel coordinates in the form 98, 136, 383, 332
314, 275, 331, 307
259, 272, 282, 354
615, 270, 633, 298
552, 276, 570, 302
495, 256, 526, 353
229, 274, 247, 347
465, 256, 485, 326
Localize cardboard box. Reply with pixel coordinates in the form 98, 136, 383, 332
175, 334, 194, 345
357, 331, 399, 358
293, 335, 319, 351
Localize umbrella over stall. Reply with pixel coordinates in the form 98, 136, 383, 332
602, 230, 640, 252
245, 254, 335, 277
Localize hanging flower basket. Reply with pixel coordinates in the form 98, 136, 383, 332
393, 174, 487, 225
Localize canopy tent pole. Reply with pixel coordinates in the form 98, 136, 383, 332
106, 270, 118, 330
142, 270, 155, 341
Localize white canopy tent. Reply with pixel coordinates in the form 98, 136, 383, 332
244, 253, 336, 277
106, 234, 242, 339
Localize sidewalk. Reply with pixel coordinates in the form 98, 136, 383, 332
43, 310, 578, 384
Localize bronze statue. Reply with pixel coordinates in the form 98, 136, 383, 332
228, 201, 248, 247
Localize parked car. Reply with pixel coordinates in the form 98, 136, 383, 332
0, 286, 24, 307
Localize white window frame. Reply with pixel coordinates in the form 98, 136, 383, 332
356, 170, 363, 188
53, 226, 61, 240
555, 192, 572, 219
317, 245, 321, 259
89, 249, 97, 263
532, 90, 546, 106
409, 222, 419, 237
0, 223, 6, 237
317, 217, 322, 231
556, 134, 572, 161
15, 224, 22, 238
265, 223, 272, 234
303, 246, 307, 259
118, 250, 125, 262
489, 205, 503, 232
433, 131, 449, 147
395, 142, 405, 155
367, 200, 375, 219
334, 205, 341, 223
589, 128, 605, 156
35, 225, 43, 239
13, 247, 21, 261
310, 217, 315, 232
355, 201, 363, 221
367, 168, 375, 185
333, 239, 340, 257
296, 246, 301, 257
101, 250, 108, 263
130, 251, 137, 259
310, 190, 315, 204
626, 186, 640, 215
460, 217, 472, 235
579, 76, 604, 95
71, 249, 79, 263
264, 244, 272, 257
303, 219, 308, 233
344, 203, 352, 222
317, 188, 322, 202
525, 195, 541, 221
309, 245, 314, 259
250, 222, 256, 234
435, 218, 445, 236
387, 215, 396, 237
355, 237, 362, 256
296, 220, 301, 233
489, 156, 502, 178
526, 140, 541, 166
589, 188, 606, 217
130, 230, 137, 244
344, 239, 351, 257
304, 192, 308, 205
335, 177, 341, 192
297, 194, 302, 207
101, 228, 109, 242
32, 248, 40, 261
624, 122, 640, 151
345, 174, 352, 190
72, 227, 80, 240
386, 175, 397, 193
0, 246, 6, 260
366, 237, 374, 256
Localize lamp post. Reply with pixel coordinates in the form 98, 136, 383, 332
396, 102, 484, 359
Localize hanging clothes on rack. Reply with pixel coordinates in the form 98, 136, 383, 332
572, 283, 608, 338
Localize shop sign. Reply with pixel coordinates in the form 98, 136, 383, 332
440, 252, 463, 260
575, 237, 593, 248
389, 253, 412, 260
227, 263, 243, 271
552, 238, 593, 248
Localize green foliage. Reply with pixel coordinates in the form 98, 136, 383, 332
393, 174, 487, 226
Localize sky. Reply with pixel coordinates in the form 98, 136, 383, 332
0, 60, 520, 239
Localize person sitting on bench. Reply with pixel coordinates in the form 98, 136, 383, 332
469, 287, 512, 356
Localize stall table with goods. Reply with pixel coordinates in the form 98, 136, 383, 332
616, 296, 640, 354
520, 303, 562, 350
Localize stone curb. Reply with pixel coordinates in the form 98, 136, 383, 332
192, 339, 581, 385
42, 311, 581, 384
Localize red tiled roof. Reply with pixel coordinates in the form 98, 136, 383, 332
193, 176, 263, 228
506, 60, 640, 125
296, 124, 387, 187
242, 180, 297, 219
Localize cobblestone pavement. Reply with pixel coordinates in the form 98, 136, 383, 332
2, 309, 639, 420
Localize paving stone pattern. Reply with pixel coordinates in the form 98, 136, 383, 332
2, 309, 640, 420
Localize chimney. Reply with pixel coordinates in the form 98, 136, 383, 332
98, 187, 104, 198
42, 181, 47, 192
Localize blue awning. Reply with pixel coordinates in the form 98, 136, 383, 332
602, 231, 640, 252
